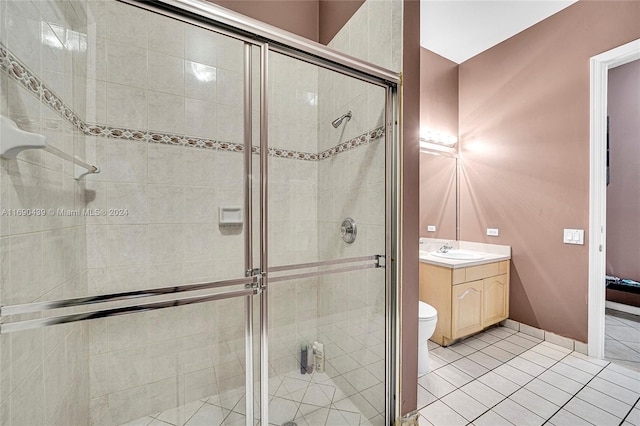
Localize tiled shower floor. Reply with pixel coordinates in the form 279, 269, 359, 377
120, 369, 380, 426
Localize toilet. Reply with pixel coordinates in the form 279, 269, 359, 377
418, 301, 438, 376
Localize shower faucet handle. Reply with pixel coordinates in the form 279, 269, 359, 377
341, 218, 357, 243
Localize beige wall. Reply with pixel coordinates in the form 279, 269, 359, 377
210, 0, 366, 45
420, 49, 458, 140
420, 49, 459, 241
457, 0, 640, 343
606, 59, 640, 281
209, 0, 320, 41
319, 0, 365, 44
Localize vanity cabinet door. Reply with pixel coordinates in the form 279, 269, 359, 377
483, 274, 508, 326
452, 280, 484, 339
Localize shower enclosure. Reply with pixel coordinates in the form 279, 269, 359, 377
0, 0, 399, 424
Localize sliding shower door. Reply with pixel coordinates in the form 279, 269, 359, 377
0, 2, 263, 425
265, 51, 389, 425
0, 1, 396, 425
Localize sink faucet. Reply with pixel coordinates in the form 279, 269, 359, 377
438, 241, 453, 253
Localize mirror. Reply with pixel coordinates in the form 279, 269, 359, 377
420, 150, 458, 240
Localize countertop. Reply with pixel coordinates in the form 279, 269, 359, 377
418, 238, 512, 268
419, 250, 511, 269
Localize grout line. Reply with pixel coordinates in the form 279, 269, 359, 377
423, 328, 639, 426
620, 397, 640, 425
539, 359, 610, 426
460, 336, 599, 425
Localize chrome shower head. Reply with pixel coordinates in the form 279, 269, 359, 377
331, 111, 352, 128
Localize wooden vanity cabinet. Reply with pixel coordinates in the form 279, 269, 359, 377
419, 260, 510, 346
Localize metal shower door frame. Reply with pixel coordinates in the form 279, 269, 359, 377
0, 0, 402, 423
118, 1, 403, 421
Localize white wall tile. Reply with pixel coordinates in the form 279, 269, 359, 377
147, 51, 184, 96
216, 68, 242, 107
104, 139, 147, 183
106, 40, 147, 88
545, 332, 575, 351
147, 143, 183, 185
520, 323, 545, 340
185, 26, 218, 67
105, 0, 148, 48
148, 223, 186, 264
148, 13, 185, 58
87, 35, 107, 81
106, 182, 148, 224
216, 104, 243, 143
147, 91, 185, 134
185, 60, 217, 102
10, 365, 45, 425
105, 83, 147, 129
5, 0, 42, 77
106, 224, 148, 267
184, 98, 217, 138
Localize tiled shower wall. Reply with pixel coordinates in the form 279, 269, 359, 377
266, 51, 320, 382
0, 0, 90, 425
0, 0, 396, 424
82, 2, 324, 424
314, 0, 403, 418
83, 2, 254, 424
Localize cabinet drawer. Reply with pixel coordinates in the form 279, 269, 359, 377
464, 262, 500, 282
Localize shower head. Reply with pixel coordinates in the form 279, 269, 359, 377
331, 111, 352, 128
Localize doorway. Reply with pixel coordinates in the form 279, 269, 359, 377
588, 38, 640, 359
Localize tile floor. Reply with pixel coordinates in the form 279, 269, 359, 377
605, 308, 640, 372
418, 326, 640, 426
118, 311, 386, 426
120, 369, 381, 426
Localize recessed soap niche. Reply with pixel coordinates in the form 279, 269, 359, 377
219, 207, 243, 225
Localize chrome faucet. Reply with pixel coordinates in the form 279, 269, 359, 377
438, 241, 453, 253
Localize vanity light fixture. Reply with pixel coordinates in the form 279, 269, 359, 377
420, 129, 458, 147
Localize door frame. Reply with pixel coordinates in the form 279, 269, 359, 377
588, 38, 640, 358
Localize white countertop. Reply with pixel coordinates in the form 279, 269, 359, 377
418, 238, 511, 269
419, 250, 511, 269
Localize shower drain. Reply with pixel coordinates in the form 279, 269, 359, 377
282, 422, 297, 426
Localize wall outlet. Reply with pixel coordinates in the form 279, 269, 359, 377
487, 228, 499, 236
427, 225, 436, 232
563, 229, 584, 245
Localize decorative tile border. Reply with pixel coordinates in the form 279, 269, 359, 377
319, 127, 385, 159
1, 43, 384, 161
0, 45, 85, 133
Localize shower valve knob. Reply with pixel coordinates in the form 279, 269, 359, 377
340, 218, 357, 243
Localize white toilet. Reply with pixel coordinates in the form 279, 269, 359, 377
418, 301, 438, 376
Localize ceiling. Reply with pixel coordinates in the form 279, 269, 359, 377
420, 0, 578, 64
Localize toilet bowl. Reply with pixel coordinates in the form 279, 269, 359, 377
418, 301, 438, 376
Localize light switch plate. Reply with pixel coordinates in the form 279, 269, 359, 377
427, 225, 436, 232
563, 228, 584, 245
487, 228, 499, 236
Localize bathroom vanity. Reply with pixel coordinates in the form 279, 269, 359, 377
419, 240, 511, 346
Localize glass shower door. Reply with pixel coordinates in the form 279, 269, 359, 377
265, 51, 388, 425
0, 2, 263, 425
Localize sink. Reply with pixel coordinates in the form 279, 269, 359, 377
431, 250, 484, 260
